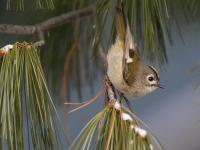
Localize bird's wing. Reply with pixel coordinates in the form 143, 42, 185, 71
115, 3, 140, 86
123, 49, 140, 86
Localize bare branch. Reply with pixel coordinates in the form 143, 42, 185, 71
39, 4, 94, 31
0, 4, 95, 36
33, 40, 45, 47
0, 24, 35, 34
35, 25, 45, 41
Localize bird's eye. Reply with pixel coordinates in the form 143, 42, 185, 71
148, 76, 154, 82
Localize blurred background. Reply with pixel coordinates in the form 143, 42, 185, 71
0, 0, 200, 149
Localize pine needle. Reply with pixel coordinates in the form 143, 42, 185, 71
70, 100, 164, 150
0, 42, 64, 149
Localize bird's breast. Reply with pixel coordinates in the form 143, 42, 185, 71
107, 41, 128, 92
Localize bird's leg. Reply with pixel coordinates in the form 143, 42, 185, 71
104, 75, 117, 105
103, 75, 110, 103
118, 92, 135, 113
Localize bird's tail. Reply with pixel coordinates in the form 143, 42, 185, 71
114, 3, 127, 42
115, 3, 136, 50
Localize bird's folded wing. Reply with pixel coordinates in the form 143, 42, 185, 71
115, 2, 140, 86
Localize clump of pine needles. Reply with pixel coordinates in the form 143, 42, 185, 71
70, 81, 164, 150
0, 42, 63, 149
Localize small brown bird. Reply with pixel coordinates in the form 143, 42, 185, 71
107, 3, 161, 99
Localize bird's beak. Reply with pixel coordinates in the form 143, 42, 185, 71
157, 84, 164, 89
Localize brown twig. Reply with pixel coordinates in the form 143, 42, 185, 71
60, 39, 79, 145
65, 90, 103, 113
0, 3, 95, 42
33, 40, 45, 47
60, 18, 81, 145
38, 4, 94, 31
60, 14, 81, 102
61, 40, 79, 102
0, 25, 35, 34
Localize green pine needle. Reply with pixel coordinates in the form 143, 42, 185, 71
0, 43, 63, 149
70, 101, 163, 150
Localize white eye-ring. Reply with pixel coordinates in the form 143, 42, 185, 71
147, 74, 155, 82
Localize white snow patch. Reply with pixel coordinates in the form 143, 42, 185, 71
135, 126, 147, 138
1, 44, 13, 53
114, 101, 121, 110
121, 113, 133, 121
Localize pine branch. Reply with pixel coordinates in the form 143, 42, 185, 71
0, 3, 95, 42
0, 42, 66, 149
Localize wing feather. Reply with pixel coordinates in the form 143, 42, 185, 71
115, 3, 140, 86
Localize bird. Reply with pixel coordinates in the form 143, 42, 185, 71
107, 3, 161, 99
